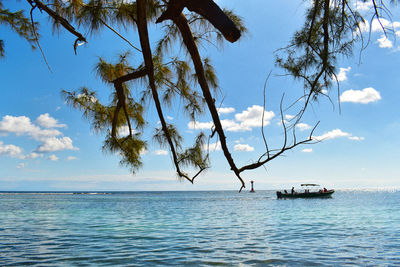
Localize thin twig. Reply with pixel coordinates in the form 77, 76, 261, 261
261, 71, 272, 158
29, 4, 52, 72
100, 18, 142, 52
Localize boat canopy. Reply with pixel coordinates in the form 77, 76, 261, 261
301, 184, 320, 186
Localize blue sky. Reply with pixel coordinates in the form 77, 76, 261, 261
1, 0, 400, 191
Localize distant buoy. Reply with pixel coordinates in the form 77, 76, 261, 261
250, 180, 255, 193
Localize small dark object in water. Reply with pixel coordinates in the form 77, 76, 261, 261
250, 180, 255, 193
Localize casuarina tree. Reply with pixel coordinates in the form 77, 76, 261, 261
1, 0, 396, 191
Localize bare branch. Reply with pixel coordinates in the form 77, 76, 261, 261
261, 71, 272, 158
237, 94, 319, 174
99, 18, 142, 52
29, 4, 52, 72
28, 0, 86, 53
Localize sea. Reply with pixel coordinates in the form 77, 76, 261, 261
1, 190, 399, 266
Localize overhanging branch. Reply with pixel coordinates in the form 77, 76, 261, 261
156, 0, 241, 43
137, 0, 205, 183
27, 0, 86, 53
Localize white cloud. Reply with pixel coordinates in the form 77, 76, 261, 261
0, 115, 76, 158
371, 18, 394, 32
0, 115, 62, 140
189, 105, 275, 132
217, 107, 235, 114
118, 126, 129, 137
393, 21, 400, 29
204, 141, 221, 151
340, 87, 381, 104
20, 152, 43, 160
154, 149, 168, 155
357, 20, 370, 34
313, 129, 351, 141
117, 126, 137, 137
0, 141, 23, 157
188, 121, 214, 130
221, 119, 245, 132
66, 156, 78, 161
356, 19, 400, 50
234, 144, 254, 152
140, 148, 148, 155
296, 123, 312, 131
32, 129, 63, 140
77, 93, 97, 103
278, 114, 296, 126
285, 114, 295, 120
336, 67, 351, 82
302, 148, 313, 153
16, 163, 25, 169
37, 137, 78, 153
47, 154, 59, 161
189, 119, 246, 132
235, 105, 275, 128
377, 35, 393, 48
36, 113, 66, 128
0, 115, 38, 136
313, 129, 364, 142
348, 136, 365, 141
354, 0, 373, 11
167, 116, 174, 121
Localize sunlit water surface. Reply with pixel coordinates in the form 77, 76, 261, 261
1, 190, 399, 266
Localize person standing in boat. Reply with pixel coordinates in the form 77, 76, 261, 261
291, 187, 295, 194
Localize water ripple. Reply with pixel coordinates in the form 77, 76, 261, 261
1, 191, 400, 266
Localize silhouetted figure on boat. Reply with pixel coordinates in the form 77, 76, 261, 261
277, 184, 335, 198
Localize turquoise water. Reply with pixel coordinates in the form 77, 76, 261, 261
1, 190, 399, 266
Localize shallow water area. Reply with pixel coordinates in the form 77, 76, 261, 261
1, 190, 399, 266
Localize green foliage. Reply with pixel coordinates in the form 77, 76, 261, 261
178, 132, 209, 170
95, 52, 134, 83
276, 0, 365, 99
0, 3, 37, 57
103, 133, 146, 173
153, 124, 183, 150
3, 0, 392, 186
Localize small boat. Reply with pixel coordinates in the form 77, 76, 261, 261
276, 184, 334, 199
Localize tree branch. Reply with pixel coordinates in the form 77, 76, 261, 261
28, 0, 86, 53
112, 68, 147, 84
172, 13, 245, 192
156, 0, 241, 43
137, 0, 204, 184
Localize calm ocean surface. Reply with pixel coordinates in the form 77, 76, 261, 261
1, 190, 399, 266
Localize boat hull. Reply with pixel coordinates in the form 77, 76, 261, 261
277, 190, 334, 199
